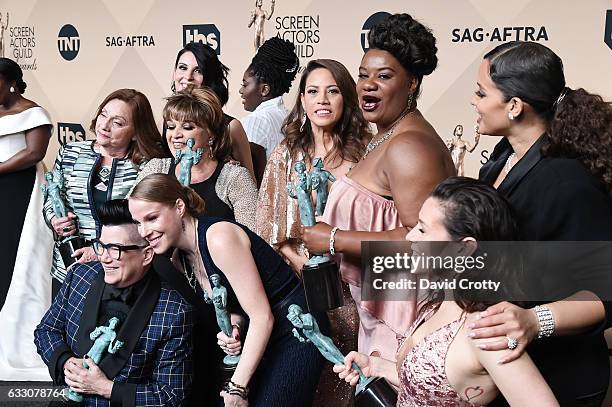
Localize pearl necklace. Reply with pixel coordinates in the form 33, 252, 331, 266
504, 152, 517, 174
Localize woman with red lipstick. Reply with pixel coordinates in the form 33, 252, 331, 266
255, 58, 370, 406
136, 87, 257, 231
168, 42, 254, 179
303, 14, 455, 361
43, 89, 164, 287
129, 173, 328, 407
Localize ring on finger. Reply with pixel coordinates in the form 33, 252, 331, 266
507, 336, 518, 350
63, 226, 71, 232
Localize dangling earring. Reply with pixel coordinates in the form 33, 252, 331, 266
406, 92, 414, 111
181, 219, 186, 232
208, 137, 214, 159
508, 112, 515, 121
299, 112, 307, 132
9, 86, 15, 93
171, 82, 176, 93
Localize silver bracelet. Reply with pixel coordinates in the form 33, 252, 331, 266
533, 305, 555, 339
329, 227, 339, 256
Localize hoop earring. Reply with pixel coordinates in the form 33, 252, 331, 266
299, 112, 307, 133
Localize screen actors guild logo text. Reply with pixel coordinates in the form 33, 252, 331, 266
58, 24, 80, 61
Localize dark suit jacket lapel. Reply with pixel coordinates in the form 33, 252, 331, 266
497, 136, 546, 197
74, 268, 105, 356
99, 271, 161, 379
479, 137, 511, 185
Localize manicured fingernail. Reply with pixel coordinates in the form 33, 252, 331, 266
478, 344, 487, 349
497, 359, 506, 364
468, 332, 476, 337
468, 323, 475, 329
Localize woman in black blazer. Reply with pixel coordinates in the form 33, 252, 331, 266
469, 41, 612, 406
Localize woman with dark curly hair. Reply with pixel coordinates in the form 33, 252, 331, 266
239, 37, 299, 185
303, 13, 454, 361
336, 177, 558, 406
467, 41, 612, 406
168, 42, 254, 178
255, 58, 370, 405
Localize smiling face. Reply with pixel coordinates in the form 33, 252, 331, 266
357, 49, 415, 127
128, 198, 184, 254
470, 59, 512, 136
300, 68, 344, 133
239, 69, 266, 112
94, 98, 135, 152
173, 51, 204, 92
97, 224, 152, 288
165, 117, 208, 158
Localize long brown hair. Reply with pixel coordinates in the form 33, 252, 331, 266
283, 59, 371, 167
131, 173, 205, 217
89, 88, 164, 165
163, 87, 232, 163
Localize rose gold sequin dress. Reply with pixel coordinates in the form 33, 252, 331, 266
397, 307, 482, 407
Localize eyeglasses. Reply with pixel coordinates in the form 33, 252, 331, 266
92, 239, 147, 261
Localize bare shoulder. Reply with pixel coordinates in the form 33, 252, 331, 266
206, 221, 250, 250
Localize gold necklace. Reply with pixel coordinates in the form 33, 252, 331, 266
180, 219, 201, 292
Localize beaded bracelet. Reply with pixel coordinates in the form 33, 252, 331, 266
533, 305, 555, 339
329, 227, 339, 255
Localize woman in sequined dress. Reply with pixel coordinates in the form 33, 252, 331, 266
255, 58, 370, 406
336, 177, 558, 406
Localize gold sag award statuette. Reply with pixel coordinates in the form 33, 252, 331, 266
0, 12, 9, 58
445, 124, 480, 176
248, 0, 275, 51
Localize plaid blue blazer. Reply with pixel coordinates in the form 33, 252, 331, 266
34, 262, 193, 407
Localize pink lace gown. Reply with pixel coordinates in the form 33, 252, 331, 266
322, 176, 416, 361
397, 307, 482, 406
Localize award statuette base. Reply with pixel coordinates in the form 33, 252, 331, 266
219, 355, 240, 384
301, 256, 344, 313
355, 376, 398, 407
58, 235, 85, 267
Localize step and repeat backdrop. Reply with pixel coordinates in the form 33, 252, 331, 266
1, 0, 611, 176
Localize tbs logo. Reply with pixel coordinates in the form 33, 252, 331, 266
58, 24, 80, 61
361, 12, 391, 52
57, 123, 86, 145
605, 10, 612, 51
183, 24, 220, 54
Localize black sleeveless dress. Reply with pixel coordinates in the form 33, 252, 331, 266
196, 216, 328, 407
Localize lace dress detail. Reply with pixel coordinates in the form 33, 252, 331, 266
397, 308, 482, 407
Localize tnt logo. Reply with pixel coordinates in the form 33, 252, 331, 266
57, 123, 86, 145
605, 10, 612, 51
361, 12, 391, 52
183, 24, 220, 55
58, 24, 80, 61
